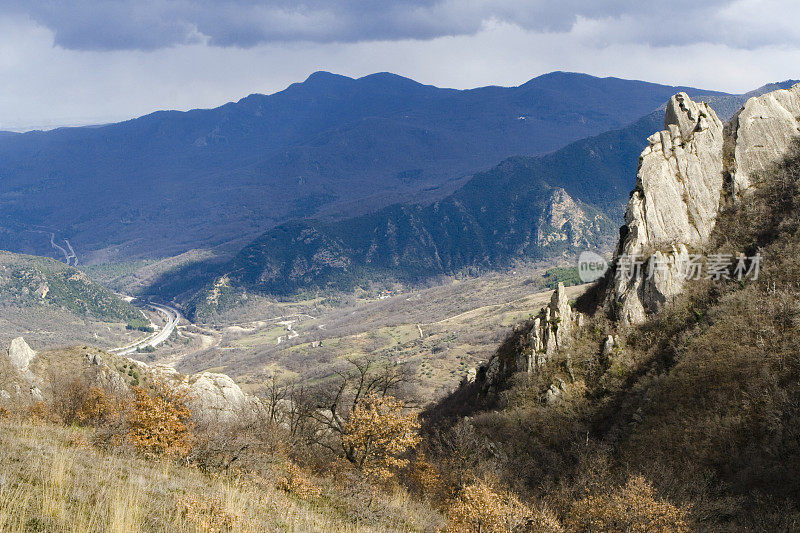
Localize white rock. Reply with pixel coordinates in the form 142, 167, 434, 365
187, 372, 250, 421
7, 337, 36, 374
731, 84, 800, 195
605, 93, 724, 325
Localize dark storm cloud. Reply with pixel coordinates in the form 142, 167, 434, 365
4, 0, 793, 51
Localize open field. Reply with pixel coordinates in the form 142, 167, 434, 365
170, 267, 587, 398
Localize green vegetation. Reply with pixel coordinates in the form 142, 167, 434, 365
0, 251, 141, 323
126, 318, 153, 333
541, 266, 582, 289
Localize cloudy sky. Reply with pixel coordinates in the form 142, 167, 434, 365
1, 0, 799, 131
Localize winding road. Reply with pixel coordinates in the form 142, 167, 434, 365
110, 303, 181, 356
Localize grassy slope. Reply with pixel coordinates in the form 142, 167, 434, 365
0, 420, 437, 532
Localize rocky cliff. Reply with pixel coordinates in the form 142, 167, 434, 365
475, 83, 800, 390
606, 84, 800, 325
730, 84, 800, 196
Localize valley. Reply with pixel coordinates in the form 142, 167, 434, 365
2, 59, 799, 532
108, 265, 589, 398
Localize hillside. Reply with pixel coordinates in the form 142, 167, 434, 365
0, 71, 728, 263
0, 251, 144, 349
0, 420, 435, 532
0, 342, 440, 532
184, 112, 660, 311
420, 86, 800, 530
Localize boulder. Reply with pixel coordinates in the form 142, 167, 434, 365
187, 372, 252, 422
7, 337, 36, 374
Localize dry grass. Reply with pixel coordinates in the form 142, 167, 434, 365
180, 269, 587, 398
0, 420, 439, 532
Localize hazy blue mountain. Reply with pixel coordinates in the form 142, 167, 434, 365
185, 112, 663, 309
0, 71, 726, 263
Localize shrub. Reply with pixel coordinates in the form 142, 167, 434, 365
341, 394, 420, 483
565, 475, 690, 532
127, 383, 193, 459
175, 494, 236, 531
27, 401, 49, 422
277, 462, 323, 500
406, 451, 442, 499
74, 386, 119, 427
53, 378, 120, 428
443, 478, 535, 533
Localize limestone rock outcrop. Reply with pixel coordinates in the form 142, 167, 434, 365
730, 84, 800, 196
186, 372, 255, 422
476, 282, 582, 388
604, 93, 725, 325
525, 283, 583, 369
605, 85, 800, 325
7, 337, 36, 374
474, 84, 800, 393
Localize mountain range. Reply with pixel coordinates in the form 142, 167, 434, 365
0, 71, 730, 265
2, 71, 797, 310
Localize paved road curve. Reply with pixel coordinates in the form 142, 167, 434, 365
110, 303, 181, 356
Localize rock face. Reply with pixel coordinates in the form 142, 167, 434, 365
605, 85, 800, 325
604, 93, 725, 325
187, 372, 252, 422
730, 84, 800, 196
482, 283, 582, 387
475, 84, 800, 391
7, 337, 36, 374
537, 188, 603, 248
525, 283, 583, 370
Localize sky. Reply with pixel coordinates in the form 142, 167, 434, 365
1, 0, 800, 131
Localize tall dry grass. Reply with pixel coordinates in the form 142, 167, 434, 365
0, 420, 439, 532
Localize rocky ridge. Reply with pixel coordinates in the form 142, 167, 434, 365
606, 84, 800, 325
475, 83, 800, 389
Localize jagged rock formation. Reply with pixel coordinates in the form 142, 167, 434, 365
479, 283, 582, 388
475, 84, 800, 391
525, 283, 583, 371
604, 93, 725, 325
730, 84, 800, 195
606, 85, 800, 325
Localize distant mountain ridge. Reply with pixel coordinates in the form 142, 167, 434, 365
186, 112, 664, 312
0, 71, 728, 263
191, 80, 800, 309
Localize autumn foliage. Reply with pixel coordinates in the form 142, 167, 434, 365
341, 394, 420, 482
444, 478, 536, 533
565, 475, 691, 532
127, 383, 193, 459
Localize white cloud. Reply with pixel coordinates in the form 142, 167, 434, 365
0, 15, 798, 130
6, 0, 800, 50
